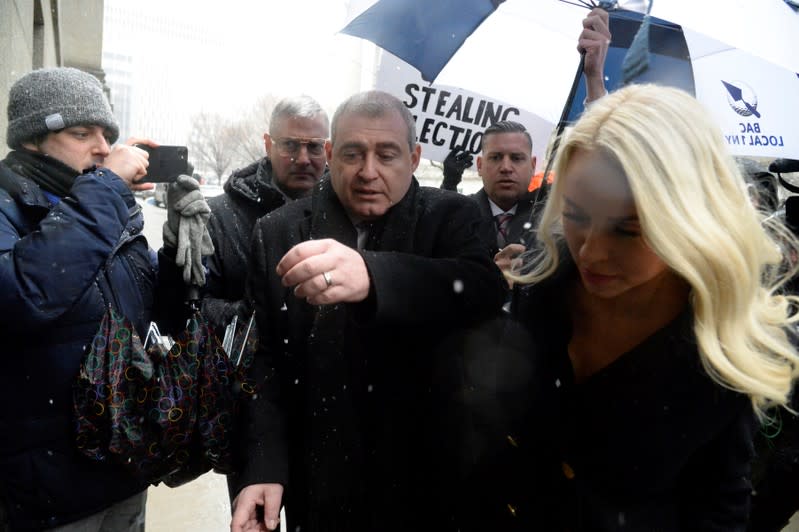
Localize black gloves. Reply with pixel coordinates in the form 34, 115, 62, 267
441, 149, 474, 191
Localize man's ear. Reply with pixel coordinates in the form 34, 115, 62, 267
21, 141, 41, 153
410, 143, 421, 172
530, 155, 537, 172
325, 139, 334, 162
476, 155, 483, 176
263, 133, 272, 157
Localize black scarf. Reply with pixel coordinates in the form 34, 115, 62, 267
3, 149, 81, 198
307, 176, 420, 252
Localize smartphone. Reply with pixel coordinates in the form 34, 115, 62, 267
136, 145, 189, 183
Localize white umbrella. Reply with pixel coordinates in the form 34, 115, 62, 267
343, 0, 799, 161
374, 50, 557, 171
682, 28, 799, 159
351, 0, 598, 170
344, 0, 799, 162
619, 0, 799, 74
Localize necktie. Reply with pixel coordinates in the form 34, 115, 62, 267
356, 222, 372, 250
495, 213, 512, 247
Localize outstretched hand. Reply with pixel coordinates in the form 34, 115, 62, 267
494, 243, 526, 288
277, 238, 370, 305
231, 483, 284, 532
441, 148, 473, 191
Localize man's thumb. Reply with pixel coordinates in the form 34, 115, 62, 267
264, 506, 282, 531
265, 519, 279, 530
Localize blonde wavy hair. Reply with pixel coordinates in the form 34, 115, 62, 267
512, 84, 799, 416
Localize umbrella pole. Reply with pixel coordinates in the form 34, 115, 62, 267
531, 54, 586, 211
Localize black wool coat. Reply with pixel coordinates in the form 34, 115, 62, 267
238, 177, 507, 532
203, 158, 289, 330
455, 262, 756, 531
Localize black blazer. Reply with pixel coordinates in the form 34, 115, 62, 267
456, 262, 756, 531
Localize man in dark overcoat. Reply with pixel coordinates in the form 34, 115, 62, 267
202, 95, 329, 331
230, 90, 507, 532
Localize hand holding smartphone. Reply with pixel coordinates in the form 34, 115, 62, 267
135, 144, 189, 183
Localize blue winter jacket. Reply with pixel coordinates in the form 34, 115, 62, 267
0, 161, 166, 530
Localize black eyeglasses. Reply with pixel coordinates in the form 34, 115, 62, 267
272, 137, 327, 158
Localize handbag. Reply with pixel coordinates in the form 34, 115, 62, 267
73, 306, 255, 486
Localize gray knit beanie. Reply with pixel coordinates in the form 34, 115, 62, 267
6, 67, 119, 149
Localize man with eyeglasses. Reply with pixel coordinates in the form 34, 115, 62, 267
202, 95, 329, 502
202, 95, 329, 334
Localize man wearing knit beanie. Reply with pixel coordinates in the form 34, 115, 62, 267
0, 67, 197, 531
4, 67, 144, 192
6, 67, 120, 151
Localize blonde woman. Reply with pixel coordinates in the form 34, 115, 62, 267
500, 84, 799, 530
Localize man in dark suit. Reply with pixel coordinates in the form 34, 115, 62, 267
441, 7, 612, 278
230, 90, 506, 532
473, 120, 538, 253
441, 121, 538, 283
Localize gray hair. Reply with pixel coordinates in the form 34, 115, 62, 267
331, 90, 416, 150
482, 120, 532, 152
269, 95, 329, 136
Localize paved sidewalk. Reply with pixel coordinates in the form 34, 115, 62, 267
145, 472, 230, 531
144, 472, 799, 532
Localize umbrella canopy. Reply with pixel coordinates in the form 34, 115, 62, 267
670, 28, 799, 160
342, 0, 799, 161
341, 0, 501, 83
348, 0, 600, 170
617, 0, 799, 74
563, 10, 799, 159
374, 51, 557, 170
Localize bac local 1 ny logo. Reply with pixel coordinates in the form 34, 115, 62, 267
722, 79, 784, 148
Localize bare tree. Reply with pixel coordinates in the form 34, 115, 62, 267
228, 95, 279, 165
187, 96, 280, 185
187, 112, 239, 184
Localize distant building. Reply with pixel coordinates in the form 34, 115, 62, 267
100, 0, 375, 180
102, 0, 215, 147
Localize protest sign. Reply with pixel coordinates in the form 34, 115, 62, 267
375, 51, 552, 171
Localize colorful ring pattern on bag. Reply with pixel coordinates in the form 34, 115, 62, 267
73, 307, 257, 485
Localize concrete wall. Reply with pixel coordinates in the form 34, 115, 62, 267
0, 0, 105, 157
